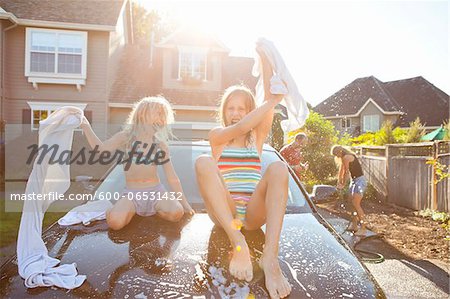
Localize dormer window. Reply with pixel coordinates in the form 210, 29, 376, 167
178, 47, 207, 81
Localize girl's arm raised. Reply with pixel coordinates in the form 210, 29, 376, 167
209, 97, 281, 146
254, 47, 282, 149
80, 116, 127, 153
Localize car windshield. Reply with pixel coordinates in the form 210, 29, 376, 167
93, 144, 312, 214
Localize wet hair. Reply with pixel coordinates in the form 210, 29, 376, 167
123, 96, 175, 152
330, 145, 356, 165
218, 85, 257, 147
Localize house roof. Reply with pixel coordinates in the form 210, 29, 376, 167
383, 76, 449, 127
156, 27, 230, 53
314, 76, 449, 127
223, 56, 258, 90
314, 76, 402, 117
0, 0, 125, 27
109, 45, 158, 104
109, 45, 256, 107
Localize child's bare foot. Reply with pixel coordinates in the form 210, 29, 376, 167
259, 253, 291, 299
229, 241, 253, 282
355, 218, 368, 236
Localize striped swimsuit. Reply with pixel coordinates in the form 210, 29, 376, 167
217, 147, 262, 224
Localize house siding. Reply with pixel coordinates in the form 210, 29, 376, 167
3, 26, 110, 125
0, 19, 4, 115
359, 101, 398, 131
174, 109, 216, 123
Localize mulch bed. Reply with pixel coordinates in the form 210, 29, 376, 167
317, 199, 449, 264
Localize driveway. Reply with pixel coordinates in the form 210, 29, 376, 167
317, 208, 450, 299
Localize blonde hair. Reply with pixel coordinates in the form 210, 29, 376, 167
123, 96, 175, 151
330, 145, 356, 166
218, 85, 256, 147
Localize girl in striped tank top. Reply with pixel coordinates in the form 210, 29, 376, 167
196, 46, 292, 298
217, 147, 262, 224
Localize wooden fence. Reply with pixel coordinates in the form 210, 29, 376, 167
355, 141, 449, 212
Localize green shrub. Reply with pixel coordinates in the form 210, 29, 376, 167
351, 132, 376, 146
287, 111, 338, 186
374, 120, 396, 145
404, 117, 425, 143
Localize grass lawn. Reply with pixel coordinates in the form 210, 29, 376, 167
0, 199, 65, 250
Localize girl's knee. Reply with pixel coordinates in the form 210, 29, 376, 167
106, 212, 127, 230
195, 155, 215, 173
160, 206, 184, 222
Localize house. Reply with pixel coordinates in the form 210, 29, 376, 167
0, 0, 133, 184
0, 1, 258, 185
0, 0, 132, 135
108, 27, 257, 140
314, 76, 450, 135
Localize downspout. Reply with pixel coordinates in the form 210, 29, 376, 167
1, 21, 17, 190
1, 22, 18, 124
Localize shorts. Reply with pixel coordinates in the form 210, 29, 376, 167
349, 176, 367, 196
123, 183, 167, 217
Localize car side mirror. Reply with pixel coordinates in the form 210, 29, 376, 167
309, 185, 338, 203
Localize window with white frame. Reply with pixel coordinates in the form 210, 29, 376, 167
341, 118, 351, 129
25, 28, 87, 80
179, 47, 207, 81
32, 109, 55, 130
28, 102, 87, 130
363, 115, 380, 132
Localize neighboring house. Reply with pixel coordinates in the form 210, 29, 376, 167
108, 27, 257, 139
0, 0, 132, 183
314, 76, 450, 136
0, 0, 132, 135
0, 1, 258, 184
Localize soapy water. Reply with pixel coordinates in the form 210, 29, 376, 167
207, 265, 251, 299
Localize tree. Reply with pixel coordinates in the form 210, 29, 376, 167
270, 113, 284, 151
288, 111, 338, 189
132, 3, 177, 45
375, 120, 396, 145
404, 117, 425, 143
444, 120, 450, 141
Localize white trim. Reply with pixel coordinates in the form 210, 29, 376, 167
324, 98, 404, 119
19, 19, 115, 31
3, 14, 114, 31
27, 101, 87, 111
25, 28, 88, 85
108, 103, 218, 111
173, 105, 217, 111
172, 121, 218, 130
28, 77, 85, 91
399, 125, 440, 130
108, 103, 134, 108
27, 101, 87, 130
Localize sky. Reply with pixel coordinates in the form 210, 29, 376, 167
137, 0, 449, 107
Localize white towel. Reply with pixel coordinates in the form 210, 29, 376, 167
58, 165, 126, 226
253, 37, 310, 132
17, 106, 87, 289
58, 200, 113, 226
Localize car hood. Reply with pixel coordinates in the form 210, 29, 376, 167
0, 213, 384, 298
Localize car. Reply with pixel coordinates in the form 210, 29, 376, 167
0, 141, 385, 298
